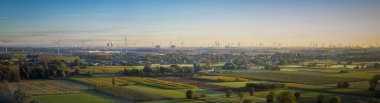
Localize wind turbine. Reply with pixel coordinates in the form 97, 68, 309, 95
2, 40, 10, 52
54, 40, 61, 55
124, 35, 128, 53
82, 40, 86, 49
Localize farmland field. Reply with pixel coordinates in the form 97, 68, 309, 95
72, 77, 197, 89
13, 80, 87, 95
210, 71, 365, 85
79, 66, 142, 74
32, 90, 124, 103
193, 76, 249, 82
158, 77, 229, 90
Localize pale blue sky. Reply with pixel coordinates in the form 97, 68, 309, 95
0, 0, 379, 47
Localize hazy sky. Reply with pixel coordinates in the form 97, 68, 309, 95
0, 0, 379, 47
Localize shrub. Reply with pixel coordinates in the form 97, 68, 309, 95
201, 94, 207, 97
339, 70, 349, 73
294, 92, 300, 100
278, 91, 296, 103
375, 91, 380, 97
237, 92, 245, 100
186, 90, 194, 99
369, 98, 380, 103
266, 92, 275, 103
225, 89, 234, 98
242, 99, 252, 103
317, 94, 324, 103
337, 82, 350, 88
330, 96, 341, 103
248, 87, 255, 96
246, 83, 286, 90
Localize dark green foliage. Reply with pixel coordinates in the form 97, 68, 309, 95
74, 69, 80, 76
339, 70, 349, 73
225, 89, 234, 98
277, 91, 296, 103
143, 64, 152, 76
369, 74, 380, 91
200, 94, 207, 97
347, 61, 353, 65
186, 90, 194, 99
294, 92, 300, 100
88, 71, 93, 77
0, 64, 20, 82
337, 81, 350, 88
246, 83, 286, 90
237, 92, 244, 100
248, 87, 255, 96
112, 76, 115, 86
242, 100, 252, 103
374, 63, 380, 68
369, 98, 380, 103
223, 63, 237, 70
329, 96, 341, 103
317, 94, 324, 103
264, 64, 281, 71
266, 92, 275, 103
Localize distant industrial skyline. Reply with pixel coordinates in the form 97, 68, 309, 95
0, 0, 379, 47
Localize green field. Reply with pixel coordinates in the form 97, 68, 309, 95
32, 90, 124, 103
210, 71, 364, 85
194, 76, 249, 82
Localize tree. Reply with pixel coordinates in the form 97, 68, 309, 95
112, 76, 116, 86
294, 92, 300, 100
74, 69, 80, 77
369, 74, 380, 91
143, 64, 152, 76
278, 91, 296, 103
242, 100, 252, 103
88, 71, 93, 77
0, 64, 20, 82
223, 63, 237, 70
266, 92, 275, 103
14, 88, 32, 103
369, 98, 380, 103
59, 69, 66, 78
237, 92, 244, 100
374, 63, 380, 68
186, 90, 194, 99
317, 94, 324, 103
73, 59, 81, 67
329, 96, 341, 103
279, 59, 288, 65
347, 61, 353, 65
201, 60, 212, 69
248, 87, 255, 96
159, 67, 166, 76
225, 89, 234, 98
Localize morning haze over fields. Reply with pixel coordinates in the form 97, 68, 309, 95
1, 0, 380, 103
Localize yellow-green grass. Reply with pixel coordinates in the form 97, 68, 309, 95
32, 90, 124, 103
119, 77, 197, 89
194, 76, 249, 82
72, 77, 196, 89
208, 82, 251, 88
287, 83, 370, 94
322, 81, 371, 91
79, 66, 140, 74
211, 71, 363, 85
70, 77, 136, 87
124, 85, 185, 99
327, 70, 380, 80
